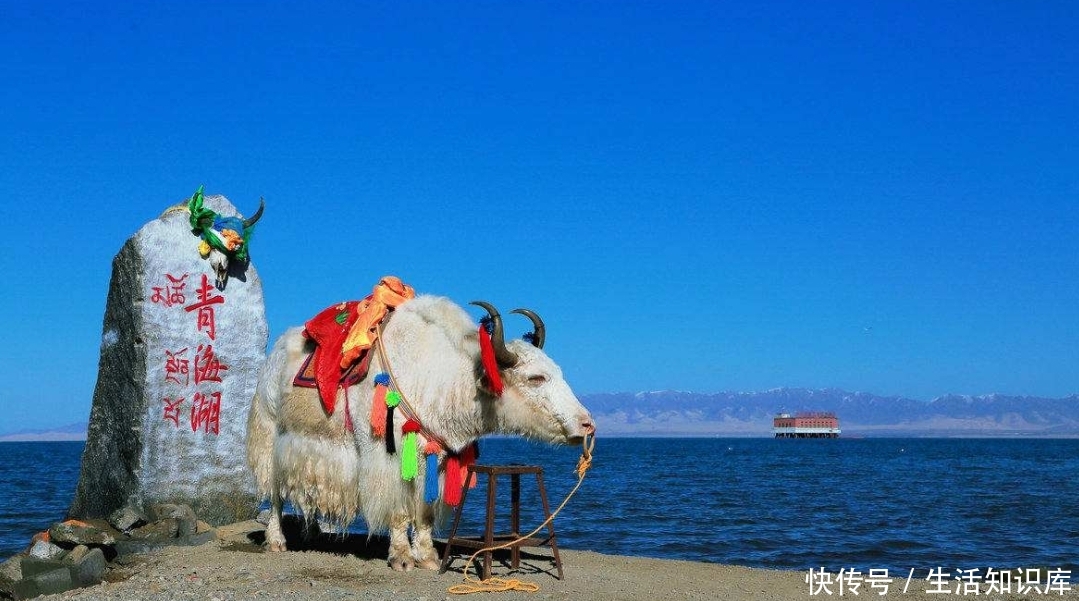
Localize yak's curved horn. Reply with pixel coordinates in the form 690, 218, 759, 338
470, 301, 518, 367
243, 197, 265, 228
511, 308, 546, 349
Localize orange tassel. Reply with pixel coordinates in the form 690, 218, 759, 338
371, 384, 388, 437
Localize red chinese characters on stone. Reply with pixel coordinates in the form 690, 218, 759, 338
190, 391, 221, 434
193, 344, 228, 384
157, 271, 229, 434
164, 348, 190, 386
150, 273, 188, 308
184, 274, 224, 341
163, 397, 184, 426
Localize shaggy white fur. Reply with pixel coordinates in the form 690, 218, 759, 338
246, 295, 593, 571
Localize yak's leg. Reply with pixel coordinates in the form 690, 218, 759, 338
387, 513, 415, 572
266, 487, 287, 552
411, 504, 440, 570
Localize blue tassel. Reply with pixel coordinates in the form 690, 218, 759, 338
374, 372, 390, 386
424, 454, 440, 503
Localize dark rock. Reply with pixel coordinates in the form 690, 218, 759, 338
149, 504, 197, 537
62, 545, 90, 564
0, 556, 23, 581
111, 539, 171, 557
67, 194, 267, 527
48, 520, 117, 547
107, 505, 148, 532
68, 548, 106, 587
111, 528, 215, 558
11, 565, 73, 599
0, 556, 23, 599
130, 518, 179, 540
20, 558, 67, 578
177, 530, 218, 547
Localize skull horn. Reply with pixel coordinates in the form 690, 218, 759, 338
470, 301, 518, 367
243, 197, 265, 228
511, 308, 545, 349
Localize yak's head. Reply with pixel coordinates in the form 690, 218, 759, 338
470, 302, 595, 445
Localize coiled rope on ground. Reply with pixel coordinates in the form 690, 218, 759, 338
447, 432, 595, 595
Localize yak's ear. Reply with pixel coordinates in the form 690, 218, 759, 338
475, 370, 502, 398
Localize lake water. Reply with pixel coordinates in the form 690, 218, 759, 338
2, 437, 1076, 575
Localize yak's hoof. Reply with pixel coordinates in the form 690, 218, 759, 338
416, 557, 441, 571
388, 556, 416, 572
267, 541, 287, 553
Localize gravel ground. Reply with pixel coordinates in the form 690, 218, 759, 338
32, 537, 1079, 601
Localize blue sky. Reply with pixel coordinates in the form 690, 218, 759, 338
1, 1, 1076, 431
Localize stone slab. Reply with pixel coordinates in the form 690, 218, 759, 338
49, 520, 118, 547
69, 547, 106, 587
68, 195, 268, 526
12, 565, 73, 599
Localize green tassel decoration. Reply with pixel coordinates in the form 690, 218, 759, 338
401, 419, 422, 481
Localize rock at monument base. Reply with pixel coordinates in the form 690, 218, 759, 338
68, 195, 268, 526
4, 504, 232, 600
0, 556, 24, 597
62, 545, 90, 564
48, 520, 118, 547
27, 540, 63, 561
0, 556, 23, 581
108, 505, 148, 533
19, 559, 68, 579
130, 518, 179, 540
67, 548, 106, 587
149, 503, 197, 537
11, 566, 72, 600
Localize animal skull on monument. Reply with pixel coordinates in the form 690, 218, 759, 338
186, 186, 265, 289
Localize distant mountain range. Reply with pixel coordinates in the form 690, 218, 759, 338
4, 389, 1079, 441
582, 389, 1079, 437
0, 422, 89, 442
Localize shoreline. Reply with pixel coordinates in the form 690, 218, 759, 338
28, 536, 1079, 601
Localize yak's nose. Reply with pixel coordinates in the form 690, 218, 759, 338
578, 413, 596, 435
565, 412, 596, 443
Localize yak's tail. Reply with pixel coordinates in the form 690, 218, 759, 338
246, 331, 296, 497
246, 391, 276, 497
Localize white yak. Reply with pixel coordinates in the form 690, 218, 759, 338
246, 295, 594, 571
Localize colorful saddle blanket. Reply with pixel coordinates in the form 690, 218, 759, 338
292, 300, 374, 415
293, 277, 415, 417
292, 345, 374, 407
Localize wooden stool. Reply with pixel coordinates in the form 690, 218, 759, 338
439, 464, 564, 580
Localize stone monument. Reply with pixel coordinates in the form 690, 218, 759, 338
68, 192, 268, 525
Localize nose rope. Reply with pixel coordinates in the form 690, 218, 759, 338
448, 431, 595, 595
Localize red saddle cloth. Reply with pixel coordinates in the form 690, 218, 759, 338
293, 301, 373, 415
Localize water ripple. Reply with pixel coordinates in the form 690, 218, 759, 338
4, 437, 1079, 575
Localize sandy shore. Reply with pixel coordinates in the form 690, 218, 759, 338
29, 528, 1079, 601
